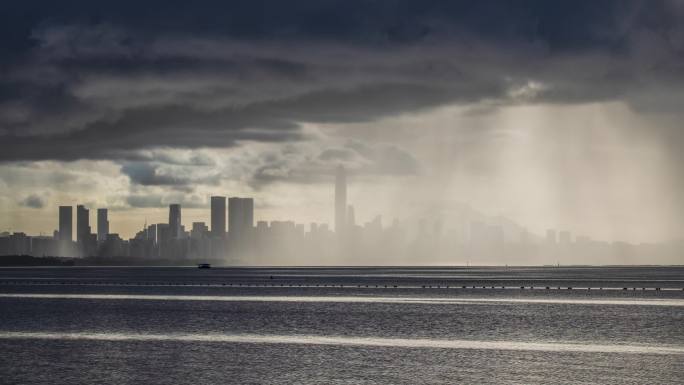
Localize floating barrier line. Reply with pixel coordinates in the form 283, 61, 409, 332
0, 280, 681, 291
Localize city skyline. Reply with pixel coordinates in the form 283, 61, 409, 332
8, 166, 354, 242
2, 164, 682, 265
2, 164, 636, 245
1, 1, 684, 257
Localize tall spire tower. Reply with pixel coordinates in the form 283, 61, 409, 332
335, 165, 347, 234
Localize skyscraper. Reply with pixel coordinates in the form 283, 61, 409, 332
76, 205, 91, 244
156, 223, 170, 244
347, 205, 355, 228
244, 199, 254, 231
211, 196, 226, 237
335, 165, 347, 233
97, 208, 109, 242
58, 206, 72, 241
228, 197, 254, 238
76, 205, 89, 243
169, 204, 181, 239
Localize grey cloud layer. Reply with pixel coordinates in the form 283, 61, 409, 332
250, 140, 422, 188
0, 0, 683, 162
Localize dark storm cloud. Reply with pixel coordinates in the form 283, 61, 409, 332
0, 0, 682, 161
19, 194, 45, 209
249, 140, 421, 188
120, 161, 221, 188
124, 151, 215, 167
0, 0, 650, 50
126, 193, 205, 209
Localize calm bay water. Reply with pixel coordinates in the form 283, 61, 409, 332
0, 266, 682, 384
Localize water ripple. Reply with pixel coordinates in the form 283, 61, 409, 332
1, 332, 682, 355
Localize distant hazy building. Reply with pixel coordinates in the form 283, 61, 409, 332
487, 225, 504, 245
546, 229, 557, 244
335, 165, 347, 233
575, 235, 591, 244
191, 222, 209, 239
256, 220, 268, 232
169, 204, 181, 239
469, 221, 486, 244
347, 205, 355, 228
211, 196, 226, 237
97, 208, 109, 242
228, 197, 254, 238
364, 215, 382, 232
520, 228, 530, 244
58, 206, 72, 241
558, 230, 572, 245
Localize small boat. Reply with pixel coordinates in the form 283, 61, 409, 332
197, 263, 211, 269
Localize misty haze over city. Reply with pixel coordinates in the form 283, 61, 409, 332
1, 1, 684, 265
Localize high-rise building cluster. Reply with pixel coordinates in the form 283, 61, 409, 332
0, 166, 353, 262
1, 166, 682, 265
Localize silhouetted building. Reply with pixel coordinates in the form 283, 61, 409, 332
30, 236, 59, 257
97, 208, 109, 242
100, 233, 127, 257
335, 165, 347, 233
129, 235, 153, 258
156, 223, 171, 258
76, 205, 90, 244
228, 197, 253, 237
58, 206, 72, 241
191, 222, 209, 239
146, 224, 157, 244
157, 223, 170, 245
0, 232, 30, 255
169, 204, 181, 239
189, 222, 210, 258
211, 196, 226, 237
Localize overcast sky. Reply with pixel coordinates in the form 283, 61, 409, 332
0, 0, 683, 243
